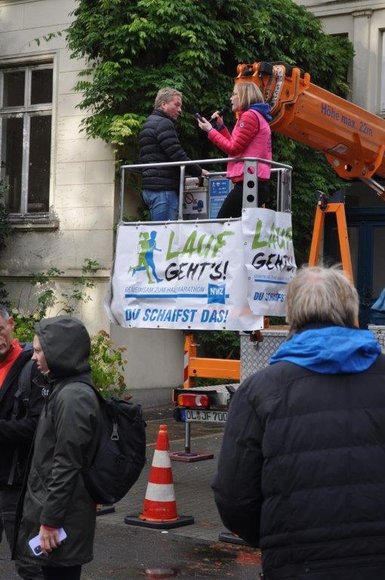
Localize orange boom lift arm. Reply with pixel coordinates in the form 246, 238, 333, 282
235, 61, 385, 201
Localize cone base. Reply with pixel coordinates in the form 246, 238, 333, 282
170, 451, 214, 462
124, 514, 195, 529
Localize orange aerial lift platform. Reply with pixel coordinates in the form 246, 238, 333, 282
236, 61, 385, 194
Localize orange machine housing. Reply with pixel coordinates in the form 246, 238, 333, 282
235, 62, 385, 183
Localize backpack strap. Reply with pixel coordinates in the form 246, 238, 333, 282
11, 358, 34, 420
8, 357, 34, 485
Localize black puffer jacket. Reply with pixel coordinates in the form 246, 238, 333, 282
139, 109, 202, 191
0, 345, 43, 488
213, 327, 385, 578
15, 317, 101, 567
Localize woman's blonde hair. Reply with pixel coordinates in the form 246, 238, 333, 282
286, 265, 359, 331
234, 82, 264, 110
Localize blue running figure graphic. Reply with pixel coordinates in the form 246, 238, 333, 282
146, 230, 163, 283
128, 231, 162, 283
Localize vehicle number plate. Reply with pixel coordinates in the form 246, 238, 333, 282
183, 409, 228, 423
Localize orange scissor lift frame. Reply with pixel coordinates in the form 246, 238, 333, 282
173, 60, 385, 461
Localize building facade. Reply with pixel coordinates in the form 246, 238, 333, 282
299, 0, 385, 324
0, 0, 183, 404
0, 0, 115, 332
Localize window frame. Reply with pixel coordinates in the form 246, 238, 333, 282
0, 58, 55, 221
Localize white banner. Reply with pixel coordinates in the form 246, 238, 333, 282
242, 208, 297, 316
107, 220, 264, 330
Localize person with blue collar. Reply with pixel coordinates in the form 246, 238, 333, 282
213, 265, 385, 580
197, 81, 272, 217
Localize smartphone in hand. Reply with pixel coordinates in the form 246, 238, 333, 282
28, 528, 67, 557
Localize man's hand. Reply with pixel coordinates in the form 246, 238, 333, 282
39, 524, 61, 555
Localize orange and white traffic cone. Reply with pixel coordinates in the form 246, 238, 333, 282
125, 424, 194, 529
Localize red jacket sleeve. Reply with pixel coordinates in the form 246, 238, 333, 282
208, 110, 259, 156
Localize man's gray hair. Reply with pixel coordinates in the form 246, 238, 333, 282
154, 87, 183, 108
286, 265, 359, 331
0, 305, 10, 321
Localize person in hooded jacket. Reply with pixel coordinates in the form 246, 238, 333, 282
197, 81, 272, 217
14, 316, 101, 580
212, 265, 385, 580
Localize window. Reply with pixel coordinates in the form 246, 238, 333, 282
0, 63, 53, 215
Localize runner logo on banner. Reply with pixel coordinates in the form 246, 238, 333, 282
242, 208, 297, 316
106, 220, 263, 331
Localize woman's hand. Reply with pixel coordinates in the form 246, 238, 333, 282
210, 111, 224, 126
197, 117, 213, 133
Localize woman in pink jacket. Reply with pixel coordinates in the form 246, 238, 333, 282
197, 82, 272, 218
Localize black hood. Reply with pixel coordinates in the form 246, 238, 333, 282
35, 316, 91, 378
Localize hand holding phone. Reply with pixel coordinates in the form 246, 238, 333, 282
28, 528, 67, 557
195, 112, 203, 122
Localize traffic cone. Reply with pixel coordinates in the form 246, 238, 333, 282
124, 424, 194, 529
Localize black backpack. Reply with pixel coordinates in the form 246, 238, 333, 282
86, 388, 147, 505
56, 380, 147, 505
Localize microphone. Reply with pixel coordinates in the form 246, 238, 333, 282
209, 107, 226, 122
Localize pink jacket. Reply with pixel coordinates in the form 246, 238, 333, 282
208, 108, 272, 182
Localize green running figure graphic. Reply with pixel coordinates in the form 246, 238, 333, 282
128, 231, 162, 283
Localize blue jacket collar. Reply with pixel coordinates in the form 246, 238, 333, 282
270, 326, 381, 374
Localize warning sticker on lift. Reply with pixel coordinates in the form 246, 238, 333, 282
181, 409, 228, 423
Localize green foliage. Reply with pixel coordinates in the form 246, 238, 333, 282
9, 260, 127, 398
195, 330, 240, 360
90, 330, 127, 398
67, 0, 352, 151
274, 135, 350, 265
67, 0, 353, 255
123, 205, 151, 222
11, 259, 100, 341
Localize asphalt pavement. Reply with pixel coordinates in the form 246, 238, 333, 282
0, 404, 262, 579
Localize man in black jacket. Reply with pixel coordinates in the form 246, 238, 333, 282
0, 306, 44, 579
213, 266, 385, 580
139, 87, 206, 221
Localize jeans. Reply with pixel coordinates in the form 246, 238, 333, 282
0, 487, 44, 580
142, 190, 179, 221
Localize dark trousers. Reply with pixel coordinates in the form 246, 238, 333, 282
0, 487, 44, 580
217, 180, 269, 219
42, 565, 82, 580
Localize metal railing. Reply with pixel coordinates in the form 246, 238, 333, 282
119, 156, 292, 222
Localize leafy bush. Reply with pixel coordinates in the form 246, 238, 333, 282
90, 330, 127, 398
7, 261, 128, 399
195, 330, 240, 359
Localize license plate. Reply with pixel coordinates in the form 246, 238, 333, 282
182, 409, 228, 423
